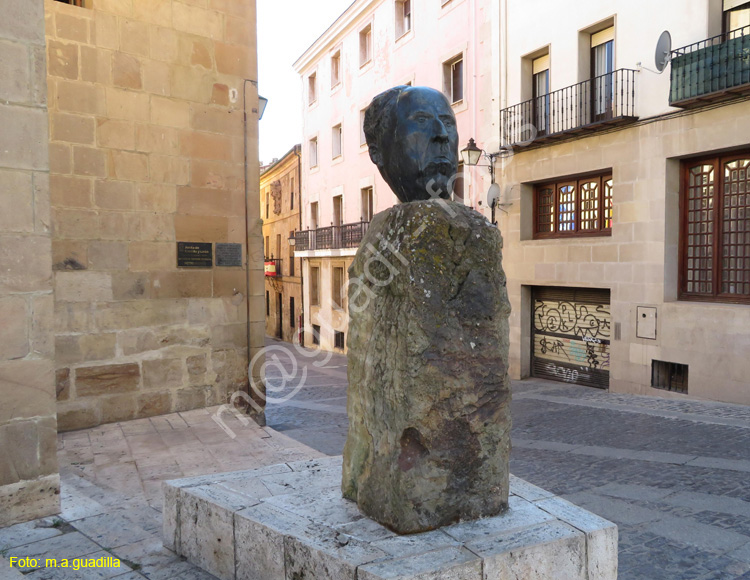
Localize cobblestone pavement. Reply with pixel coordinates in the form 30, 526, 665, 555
263, 339, 750, 580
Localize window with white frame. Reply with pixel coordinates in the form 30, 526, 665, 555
443, 54, 464, 104
396, 0, 412, 38
309, 137, 318, 168
360, 24, 372, 67
308, 72, 317, 105
331, 50, 341, 88
361, 186, 374, 222
332, 124, 343, 159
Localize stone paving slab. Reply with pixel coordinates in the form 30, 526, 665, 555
164, 456, 618, 580
1, 400, 323, 580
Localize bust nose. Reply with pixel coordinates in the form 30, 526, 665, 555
432, 119, 450, 143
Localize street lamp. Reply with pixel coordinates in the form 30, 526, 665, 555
287, 232, 296, 246
258, 95, 268, 120
460, 138, 502, 225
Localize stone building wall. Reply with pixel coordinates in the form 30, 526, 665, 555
260, 146, 302, 344
45, 0, 263, 430
0, 0, 60, 526
499, 100, 750, 405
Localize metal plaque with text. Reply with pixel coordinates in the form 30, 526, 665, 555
215, 243, 243, 267
177, 242, 213, 268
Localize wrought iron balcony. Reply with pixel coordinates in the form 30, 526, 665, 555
670, 25, 750, 108
500, 68, 638, 149
294, 221, 370, 252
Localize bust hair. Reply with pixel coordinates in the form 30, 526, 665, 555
363, 85, 410, 151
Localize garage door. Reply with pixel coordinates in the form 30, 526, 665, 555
531, 287, 610, 389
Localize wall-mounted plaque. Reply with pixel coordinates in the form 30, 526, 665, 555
216, 243, 243, 267
177, 242, 213, 268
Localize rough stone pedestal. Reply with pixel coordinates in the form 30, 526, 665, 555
342, 200, 512, 534
163, 456, 618, 580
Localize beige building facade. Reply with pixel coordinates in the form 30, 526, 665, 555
44, 0, 266, 430
260, 146, 303, 344
0, 0, 60, 527
485, 0, 750, 404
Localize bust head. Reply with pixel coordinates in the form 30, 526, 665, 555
364, 86, 459, 203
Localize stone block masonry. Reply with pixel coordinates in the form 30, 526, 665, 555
44, 0, 264, 430
163, 457, 618, 580
0, 0, 60, 526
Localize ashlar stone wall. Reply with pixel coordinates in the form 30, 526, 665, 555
0, 0, 60, 526
45, 0, 263, 430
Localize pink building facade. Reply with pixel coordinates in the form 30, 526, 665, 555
293, 0, 493, 352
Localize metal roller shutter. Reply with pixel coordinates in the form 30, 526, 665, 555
531, 287, 611, 389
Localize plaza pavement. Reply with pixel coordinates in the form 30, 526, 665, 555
2, 337, 750, 579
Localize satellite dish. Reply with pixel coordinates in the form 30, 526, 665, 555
655, 31, 672, 72
487, 183, 501, 208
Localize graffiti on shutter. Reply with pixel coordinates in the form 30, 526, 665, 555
531, 287, 610, 389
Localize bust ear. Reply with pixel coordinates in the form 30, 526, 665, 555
368, 143, 382, 167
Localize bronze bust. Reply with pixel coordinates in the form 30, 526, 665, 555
364, 86, 459, 203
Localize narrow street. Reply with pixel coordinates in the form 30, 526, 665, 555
265, 339, 750, 580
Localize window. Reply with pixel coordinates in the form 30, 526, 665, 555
334, 331, 345, 350
310, 266, 320, 305
680, 154, 750, 302
332, 266, 345, 309
443, 55, 464, 104
55, 0, 85, 5
290, 177, 295, 210
724, 1, 750, 34
266, 290, 270, 316
290, 297, 295, 328
361, 186, 374, 222
652, 360, 688, 394
331, 50, 341, 88
453, 163, 464, 202
332, 124, 343, 159
308, 72, 317, 105
360, 24, 372, 67
265, 191, 270, 219
534, 173, 613, 238
310, 202, 319, 229
333, 195, 343, 227
396, 0, 412, 38
312, 324, 321, 345
360, 109, 368, 146
591, 28, 615, 120
309, 137, 318, 168
532, 54, 550, 136
264, 235, 269, 257
276, 234, 281, 262
289, 231, 295, 276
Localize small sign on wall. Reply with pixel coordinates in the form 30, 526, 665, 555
215, 243, 243, 267
177, 242, 213, 268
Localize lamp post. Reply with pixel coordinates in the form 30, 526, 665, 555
461, 138, 501, 225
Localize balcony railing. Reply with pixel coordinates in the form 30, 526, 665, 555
500, 68, 637, 149
670, 25, 750, 107
294, 221, 370, 251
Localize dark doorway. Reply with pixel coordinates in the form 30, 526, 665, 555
276, 293, 283, 339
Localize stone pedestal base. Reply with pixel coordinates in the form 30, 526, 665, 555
163, 456, 617, 580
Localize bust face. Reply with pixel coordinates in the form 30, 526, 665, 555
376, 87, 459, 202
